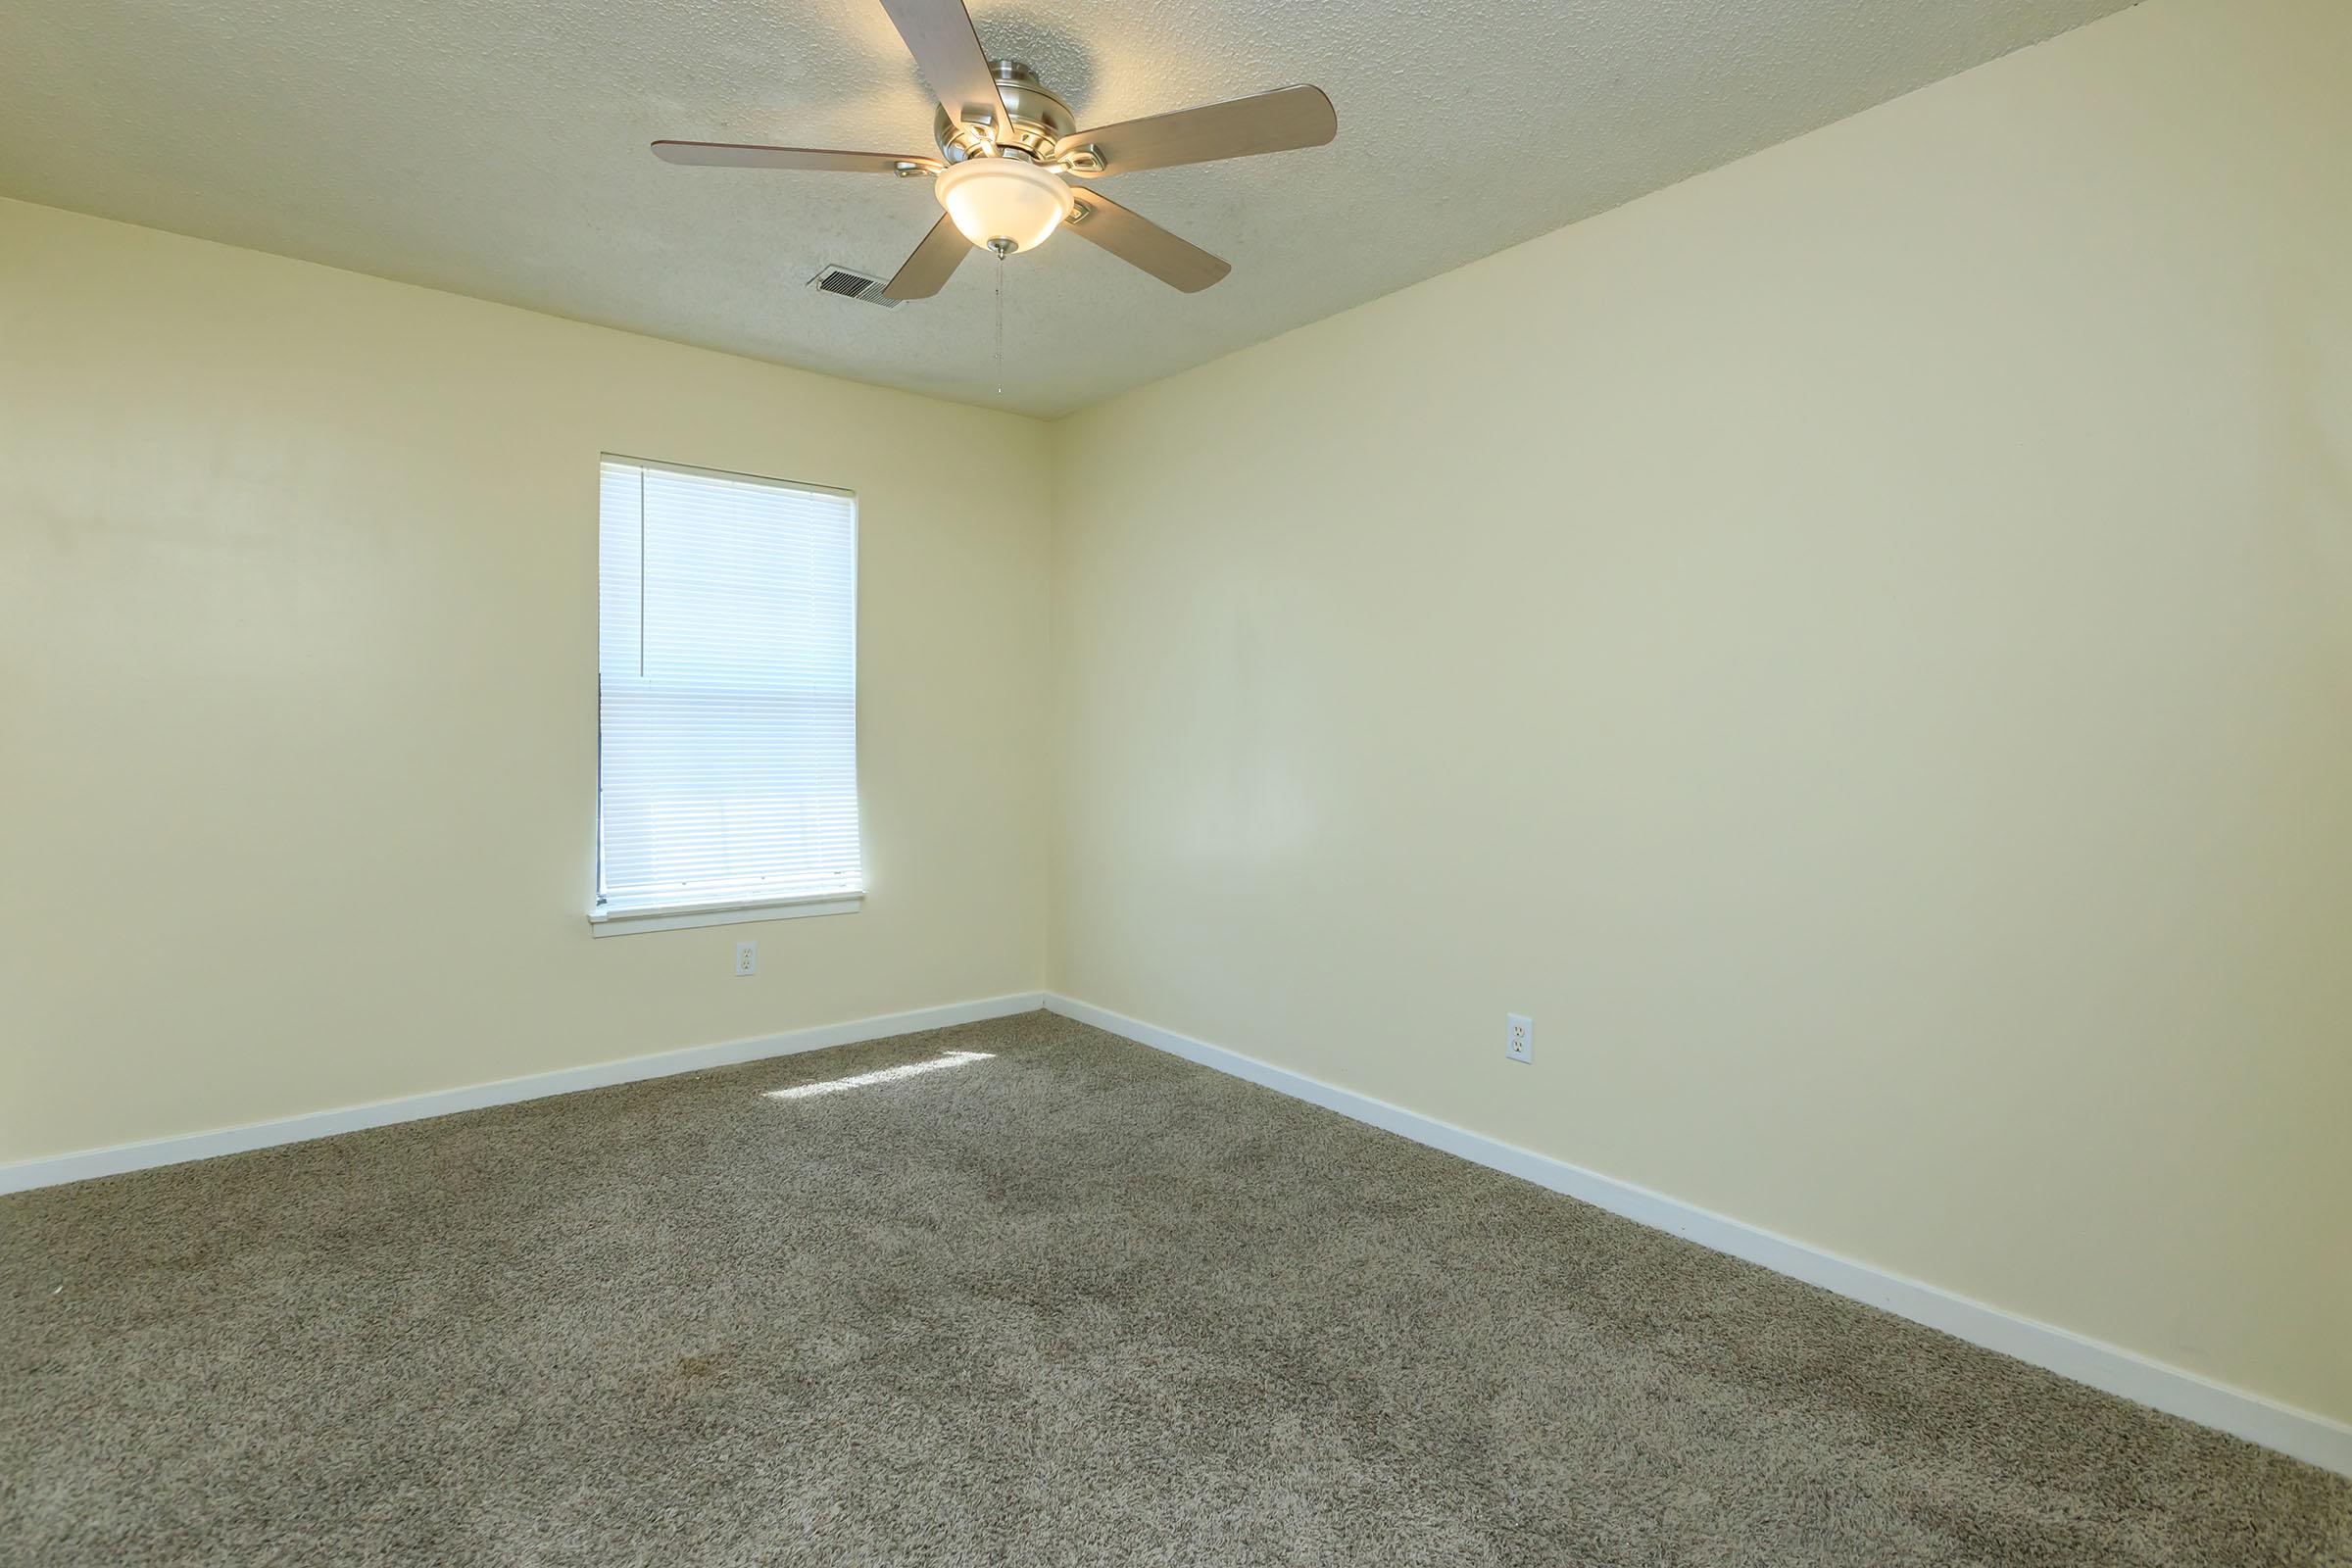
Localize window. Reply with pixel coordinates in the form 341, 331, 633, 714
593, 457, 861, 931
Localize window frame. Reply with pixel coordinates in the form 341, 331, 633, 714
587, 454, 864, 937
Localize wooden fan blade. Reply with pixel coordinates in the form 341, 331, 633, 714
652, 142, 940, 173
1064, 192, 1230, 293
1066, 85, 1335, 177
882, 214, 972, 300
876, 0, 1009, 130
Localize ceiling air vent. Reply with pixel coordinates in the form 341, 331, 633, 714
808, 265, 902, 309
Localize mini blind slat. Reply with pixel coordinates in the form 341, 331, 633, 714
598, 460, 861, 912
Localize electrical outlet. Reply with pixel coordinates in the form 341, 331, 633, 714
1505, 1013, 1533, 1063
734, 940, 758, 977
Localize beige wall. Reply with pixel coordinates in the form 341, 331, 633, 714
1, 198, 1052, 1163
1051, 0, 2352, 1426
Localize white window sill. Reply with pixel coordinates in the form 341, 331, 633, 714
588, 893, 863, 937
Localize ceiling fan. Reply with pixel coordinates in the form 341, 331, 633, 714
651, 0, 1337, 300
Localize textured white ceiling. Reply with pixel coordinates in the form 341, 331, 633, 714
1, 0, 2133, 417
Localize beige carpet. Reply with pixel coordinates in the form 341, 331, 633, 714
4, 1009, 2345, 1565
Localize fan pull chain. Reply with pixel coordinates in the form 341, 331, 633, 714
993, 250, 1006, 396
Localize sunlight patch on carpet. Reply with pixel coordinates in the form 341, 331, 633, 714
763, 1051, 995, 1102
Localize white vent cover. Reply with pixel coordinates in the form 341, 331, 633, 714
808, 265, 902, 308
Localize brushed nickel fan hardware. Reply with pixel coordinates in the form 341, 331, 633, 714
938, 60, 1077, 165
649, 0, 1337, 301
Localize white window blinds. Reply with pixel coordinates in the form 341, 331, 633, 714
597, 458, 861, 917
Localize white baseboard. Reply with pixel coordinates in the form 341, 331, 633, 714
1, 992, 1046, 1196
1044, 992, 2352, 1479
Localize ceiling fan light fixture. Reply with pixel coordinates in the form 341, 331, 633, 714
653, 0, 1339, 301
935, 157, 1070, 254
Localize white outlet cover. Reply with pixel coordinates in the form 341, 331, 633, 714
1505, 1013, 1533, 1063
734, 941, 758, 976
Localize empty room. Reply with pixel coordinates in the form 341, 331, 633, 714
3, 0, 2347, 1561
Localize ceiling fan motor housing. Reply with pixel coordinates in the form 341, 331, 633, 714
935, 60, 1077, 163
